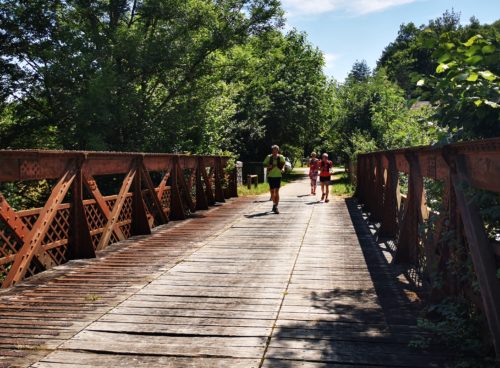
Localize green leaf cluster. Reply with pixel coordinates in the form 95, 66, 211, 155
378, 11, 500, 140
325, 63, 439, 164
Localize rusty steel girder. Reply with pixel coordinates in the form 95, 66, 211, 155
354, 137, 500, 357
0, 150, 237, 289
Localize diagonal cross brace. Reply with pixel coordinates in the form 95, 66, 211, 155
200, 159, 215, 205
139, 162, 168, 225
176, 161, 196, 212
82, 173, 126, 242
0, 195, 56, 271
2, 160, 78, 288
96, 160, 138, 251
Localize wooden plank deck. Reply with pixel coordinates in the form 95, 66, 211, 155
0, 173, 446, 367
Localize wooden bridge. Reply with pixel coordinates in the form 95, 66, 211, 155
0, 140, 499, 367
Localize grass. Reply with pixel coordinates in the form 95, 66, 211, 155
331, 169, 354, 197
237, 168, 355, 198
237, 168, 304, 197
238, 182, 272, 196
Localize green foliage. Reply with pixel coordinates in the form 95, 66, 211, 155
280, 144, 301, 168
0, 0, 283, 153
223, 30, 332, 160
378, 10, 463, 97
378, 11, 499, 140
411, 298, 497, 368
327, 68, 439, 165
0, 1, 333, 162
342, 130, 378, 163
0, 181, 52, 210
417, 30, 500, 138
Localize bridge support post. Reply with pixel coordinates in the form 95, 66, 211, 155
68, 158, 95, 260
379, 152, 399, 238
365, 155, 377, 215
395, 152, 428, 264
195, 157, 209, 210
214, 157, 225, 203
131, 158, 151, 236
355, 156, 366, 204
170, 156, 186, 220
370, 153, 385, 222
356, 155, 368, 205
201, 160, 216, 206
429, 173, 460, 298
176, 160, 196, 213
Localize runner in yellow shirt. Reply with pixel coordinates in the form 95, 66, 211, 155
263, 145, 286, 214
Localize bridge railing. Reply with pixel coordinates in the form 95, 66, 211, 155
355, 137, 500, 356
0, 150, 237, 288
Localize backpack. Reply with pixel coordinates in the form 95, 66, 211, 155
320, 160, 332, 174
268, 154, 284, 170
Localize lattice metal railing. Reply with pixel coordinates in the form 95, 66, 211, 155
355, 137, 500, 357
0, 151, 237, 288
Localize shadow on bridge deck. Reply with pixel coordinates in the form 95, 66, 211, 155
261, 196, 447, 368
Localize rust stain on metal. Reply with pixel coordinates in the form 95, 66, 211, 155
356, 137, 500, 358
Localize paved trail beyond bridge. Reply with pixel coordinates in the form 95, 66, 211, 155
1, 173, 445, 368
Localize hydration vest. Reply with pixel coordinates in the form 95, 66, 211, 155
268, 154, 284, 170
320, 160, 332, 175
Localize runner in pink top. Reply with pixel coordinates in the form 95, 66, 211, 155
308, 152, 319, 195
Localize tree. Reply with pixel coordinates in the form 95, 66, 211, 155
326, 64, 438, 163
347, 60, 371, 82
377, 10, 462, 97
206, 30, 331, 160
0, 0, 283, 151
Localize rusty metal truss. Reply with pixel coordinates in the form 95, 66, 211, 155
0, 150, 237, 288
355, 137, 500, 357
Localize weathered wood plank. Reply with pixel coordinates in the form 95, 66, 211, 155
0, 173, 449, 367
35, 351, 260, 368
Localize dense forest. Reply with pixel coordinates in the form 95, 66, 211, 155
0, 3, 499, 164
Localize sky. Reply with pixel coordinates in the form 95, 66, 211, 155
280, 0, 499, 81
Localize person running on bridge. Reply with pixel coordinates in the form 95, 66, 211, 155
319, 153, 333, 203
308, 152, 320, 195
263, 145, 286, 214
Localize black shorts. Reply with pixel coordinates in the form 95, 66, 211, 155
268, 177, 281, 189
319, 176, 330, 183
